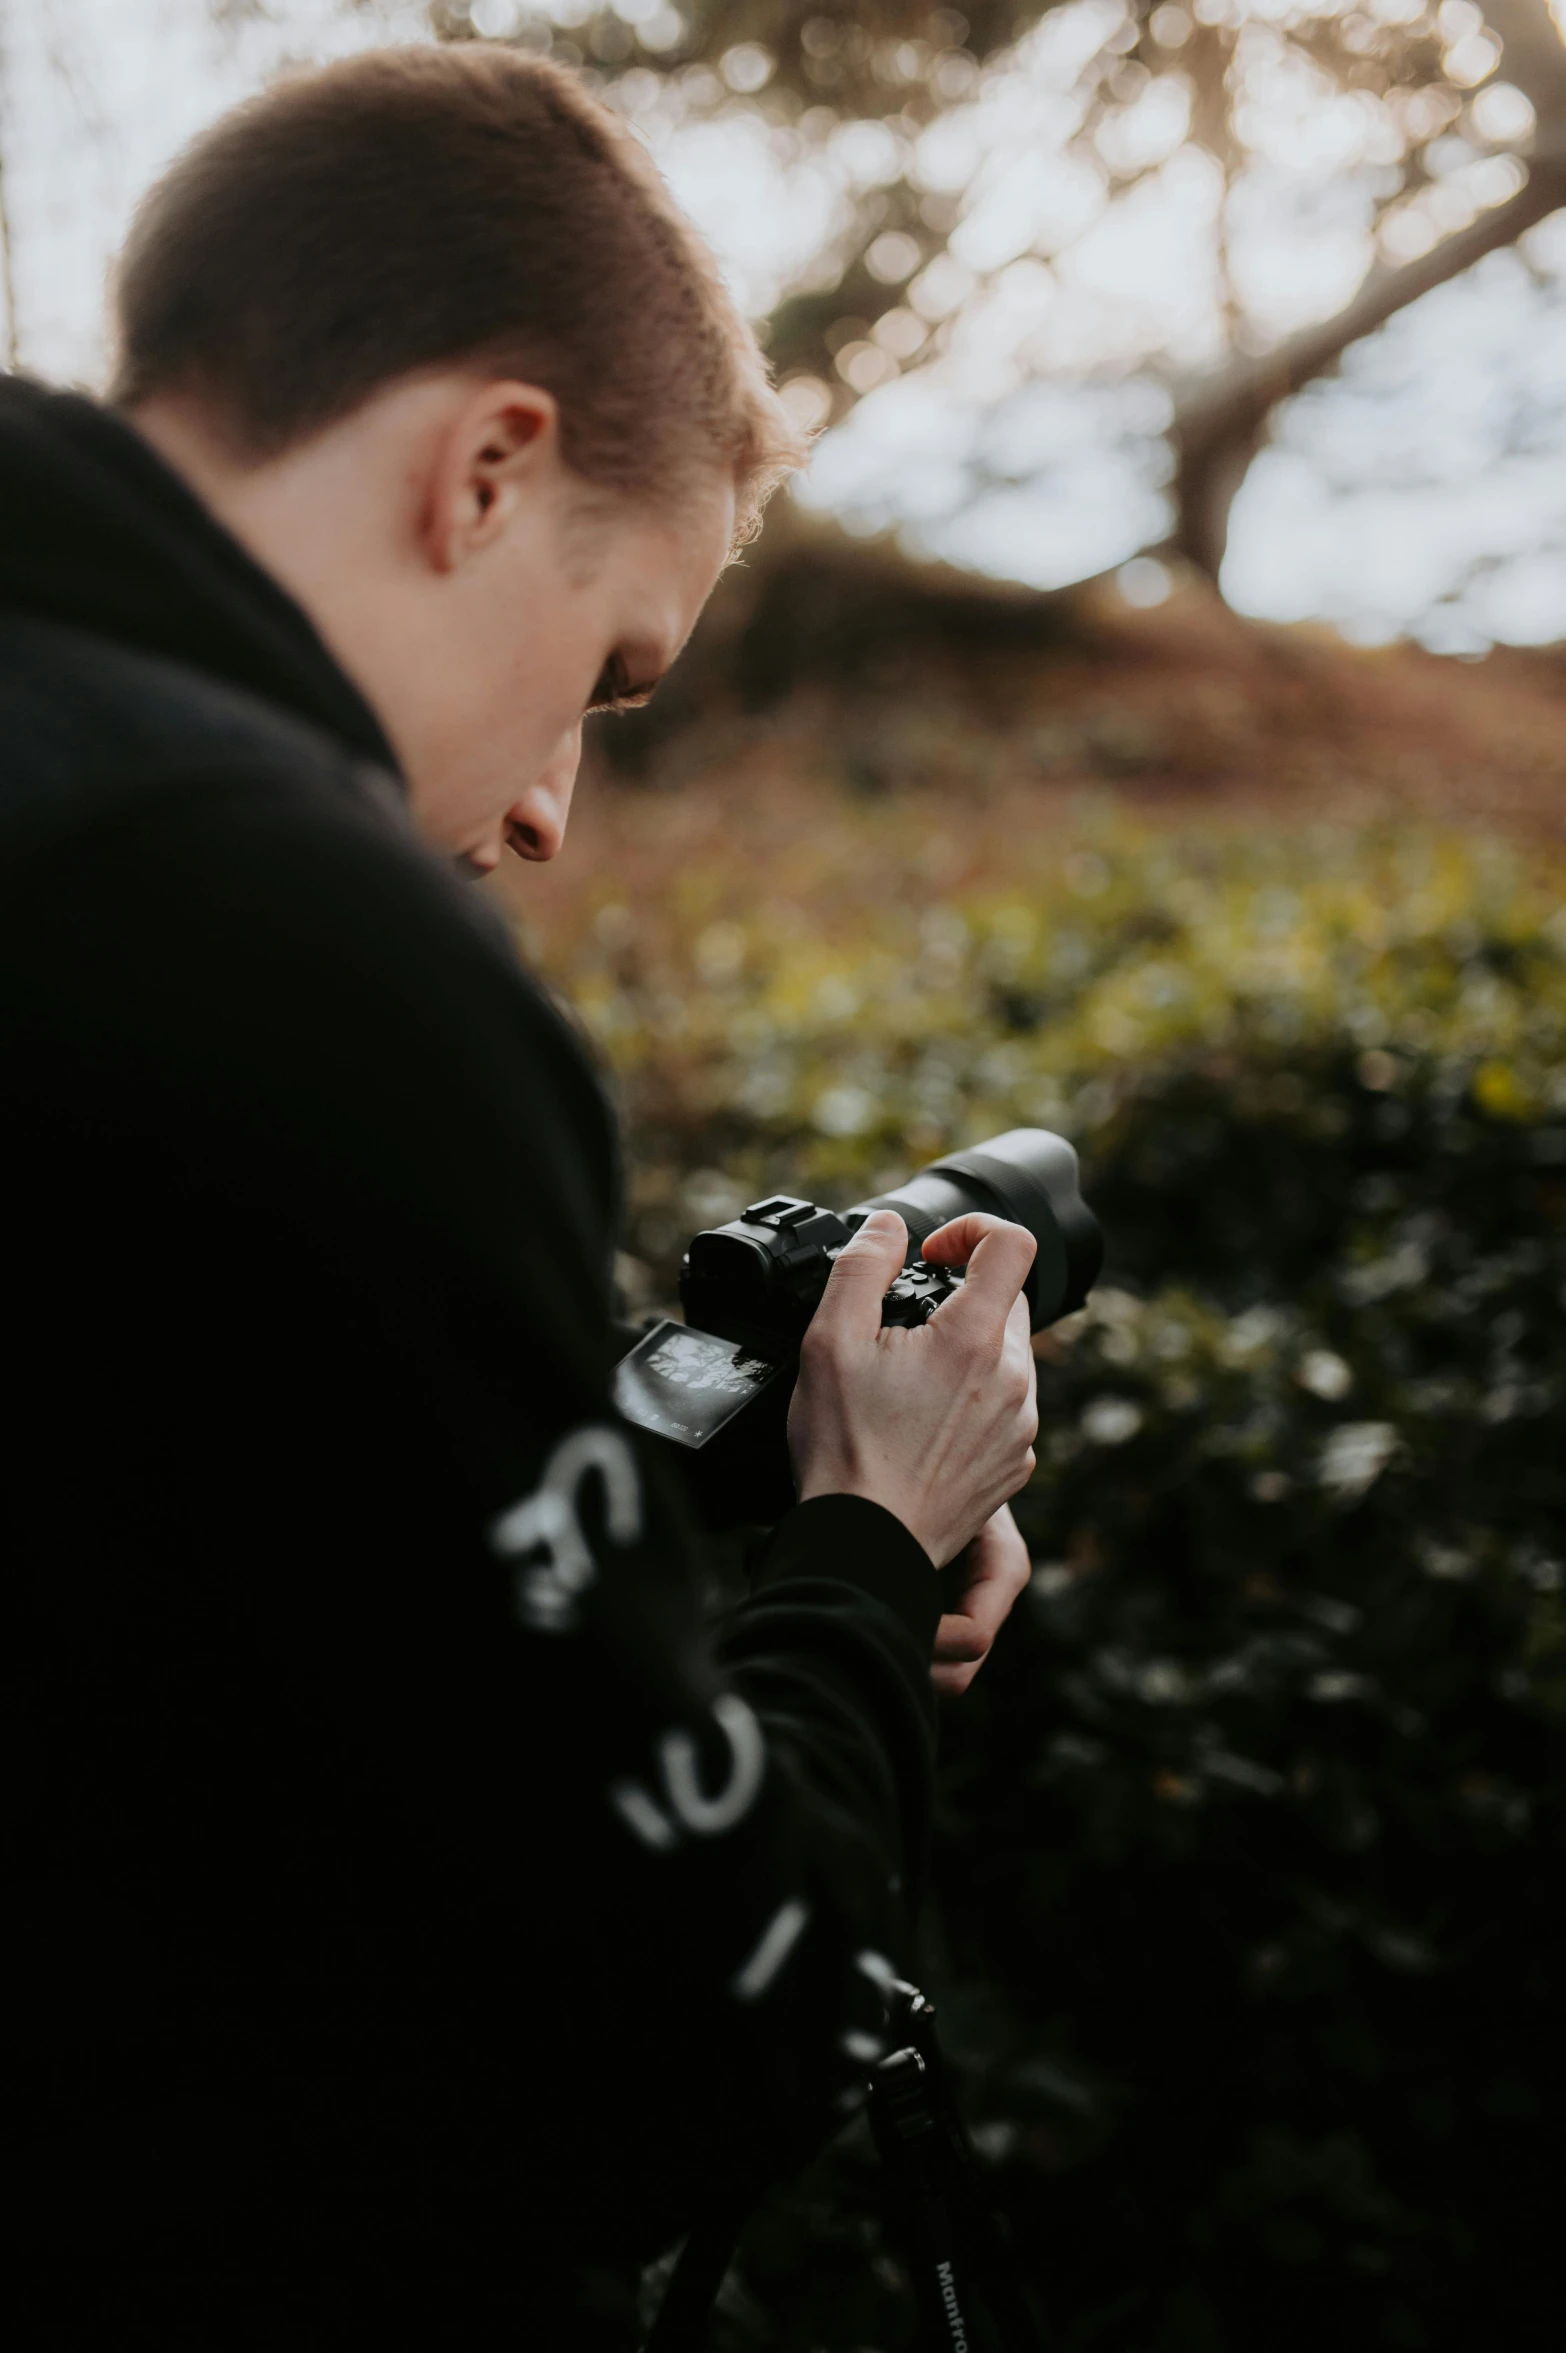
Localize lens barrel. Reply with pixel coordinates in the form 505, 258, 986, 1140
848, 1128, 1101, 1331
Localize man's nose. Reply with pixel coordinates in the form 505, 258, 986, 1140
505, 726, 581, 864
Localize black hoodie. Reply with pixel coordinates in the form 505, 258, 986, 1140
0, 376, 939, 2347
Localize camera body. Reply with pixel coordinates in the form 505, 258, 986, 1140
683, 1129, 1099, 1354
615, 1129, 1102, 1524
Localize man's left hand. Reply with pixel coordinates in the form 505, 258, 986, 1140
931, 1504, 1032, 1698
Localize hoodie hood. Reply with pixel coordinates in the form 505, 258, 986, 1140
0, 373, 397, 775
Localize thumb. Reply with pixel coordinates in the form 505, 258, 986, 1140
810, 1209, 908, 1342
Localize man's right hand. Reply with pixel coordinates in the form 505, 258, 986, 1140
788, 1208, 1039, 1567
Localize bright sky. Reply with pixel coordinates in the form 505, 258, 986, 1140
3, 0, 1565, 651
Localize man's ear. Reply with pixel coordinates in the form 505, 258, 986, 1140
424, 380, 560, 575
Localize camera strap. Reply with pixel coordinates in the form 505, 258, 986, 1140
641, 2192, 752, 2352
642, 1984, 1044, 2353
869, 1985, 1046, 2353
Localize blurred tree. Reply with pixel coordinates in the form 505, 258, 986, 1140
1173, 0, 1566, 574
428, 0, 1566, 587
0, 12, 17, 369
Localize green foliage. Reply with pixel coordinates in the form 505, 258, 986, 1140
535, 815, 1566, 2349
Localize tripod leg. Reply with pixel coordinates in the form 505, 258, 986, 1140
642, 2198, 749, 2353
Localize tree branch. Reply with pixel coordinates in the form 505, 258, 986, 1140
1173, 149, 1566, 576
1173, 0, 1566, 578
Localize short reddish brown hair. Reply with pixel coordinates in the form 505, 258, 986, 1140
111, 43, 802, 542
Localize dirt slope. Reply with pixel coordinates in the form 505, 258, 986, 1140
493, 528, 1566, 939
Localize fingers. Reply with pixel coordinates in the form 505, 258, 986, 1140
923, 1214, 1036, 1341
930, 1650, 983, 1699
920, 1210, 1011, 1268
807, 1209, 908, 1345
933, 1514, 1032, 1685
931, 1507, 1033, 1698
1009, 1292, 1041, 1428
929, 1256, 1039, 1531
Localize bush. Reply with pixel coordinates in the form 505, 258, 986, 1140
532, 815, 1566, 2351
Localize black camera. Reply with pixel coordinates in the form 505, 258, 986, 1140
615, 1129, 1101, 1523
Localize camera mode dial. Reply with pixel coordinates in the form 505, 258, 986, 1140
881, 1264, 962, 1328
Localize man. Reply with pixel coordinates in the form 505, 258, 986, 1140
2, 44, 1038, 2346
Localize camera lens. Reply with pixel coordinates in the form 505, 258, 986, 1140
847, 1128, 1101, 1330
